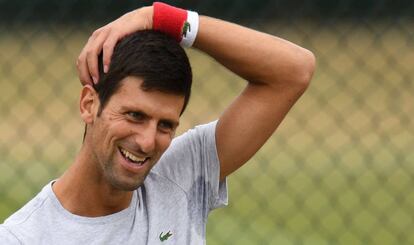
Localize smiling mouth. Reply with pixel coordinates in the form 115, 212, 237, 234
119, 147, 149, 166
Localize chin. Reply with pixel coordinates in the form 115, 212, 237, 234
117, 183, 142, 192
108, 175, 145, 191
115, 178, 145, 191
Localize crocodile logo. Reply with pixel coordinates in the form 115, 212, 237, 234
159, 231, 173, 242
182, 21, 191, 38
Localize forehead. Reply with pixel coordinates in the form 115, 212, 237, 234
109, 76, 185, 118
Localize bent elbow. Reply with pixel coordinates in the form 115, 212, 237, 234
294, 49, 316, 89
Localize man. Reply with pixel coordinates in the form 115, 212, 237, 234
0, 2, 315, 244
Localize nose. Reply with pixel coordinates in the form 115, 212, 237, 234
135, 123, 157, 154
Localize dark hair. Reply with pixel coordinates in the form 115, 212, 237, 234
93, 30, 192, 115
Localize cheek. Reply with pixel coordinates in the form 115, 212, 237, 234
157, 134, 173, 153
94, 119, 129, 148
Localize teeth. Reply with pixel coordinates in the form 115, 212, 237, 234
120, 148, 146, 164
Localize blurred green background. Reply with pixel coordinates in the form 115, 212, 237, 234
0, 1, 413, 244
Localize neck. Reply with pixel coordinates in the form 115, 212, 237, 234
52, 145, 133, 217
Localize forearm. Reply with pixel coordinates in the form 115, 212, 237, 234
193, 16, 315, 89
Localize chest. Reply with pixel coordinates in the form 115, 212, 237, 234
140, 177, 206, 245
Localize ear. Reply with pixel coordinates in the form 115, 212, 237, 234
79, 85, 99, 124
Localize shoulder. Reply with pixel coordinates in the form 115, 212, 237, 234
179, 120, 218, 144
152, 121, 218, 179
156, 120, 218, 164
0, 225, 20, 244
3, 184, 50, 226
149, 121, 226, 209
1, 182, 53, 240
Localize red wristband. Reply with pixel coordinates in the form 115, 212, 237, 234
153, 2, 188, 43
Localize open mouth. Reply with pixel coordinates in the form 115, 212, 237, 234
119, 147, 149, 166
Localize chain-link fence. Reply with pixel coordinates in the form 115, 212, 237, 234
1, 1, 413, 244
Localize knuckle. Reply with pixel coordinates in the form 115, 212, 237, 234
76, 60, 83, 69
92, 29, 101, 37
85, 50, 93, 57
102, 42, 112, 50
76, 55, 83, 64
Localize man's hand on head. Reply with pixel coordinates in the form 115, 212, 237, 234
75, 2, 315, 181
76, 6, 153, 86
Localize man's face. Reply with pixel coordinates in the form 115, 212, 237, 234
87, 76, 184, 191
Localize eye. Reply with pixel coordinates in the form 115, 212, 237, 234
126, 111, 145, 121
158, 121, 174, 132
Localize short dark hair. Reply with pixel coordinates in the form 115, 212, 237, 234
93, 30, 192, 115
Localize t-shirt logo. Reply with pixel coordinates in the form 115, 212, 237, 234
159, 231, 173, 242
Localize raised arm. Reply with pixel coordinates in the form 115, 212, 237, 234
76, 4, 315, 180
193, 17, 315, 179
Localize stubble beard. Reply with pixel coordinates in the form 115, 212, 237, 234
102, 159, 147, 192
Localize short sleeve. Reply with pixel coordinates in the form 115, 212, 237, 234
152, 121, 228, 212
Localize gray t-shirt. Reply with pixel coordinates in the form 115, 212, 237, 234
0, 121, 228, 244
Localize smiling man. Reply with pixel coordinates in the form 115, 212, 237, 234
0, 2, 315, 244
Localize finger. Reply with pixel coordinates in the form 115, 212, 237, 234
102, 32, 120, 73
85, 30, 110, 84
77, 49, 93, 86
77, 31, 102, 85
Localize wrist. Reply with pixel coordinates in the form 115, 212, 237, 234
152, 2, 199, 47
136, 6, 154, 30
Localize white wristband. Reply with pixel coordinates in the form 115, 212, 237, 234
180, 10, 199, 48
